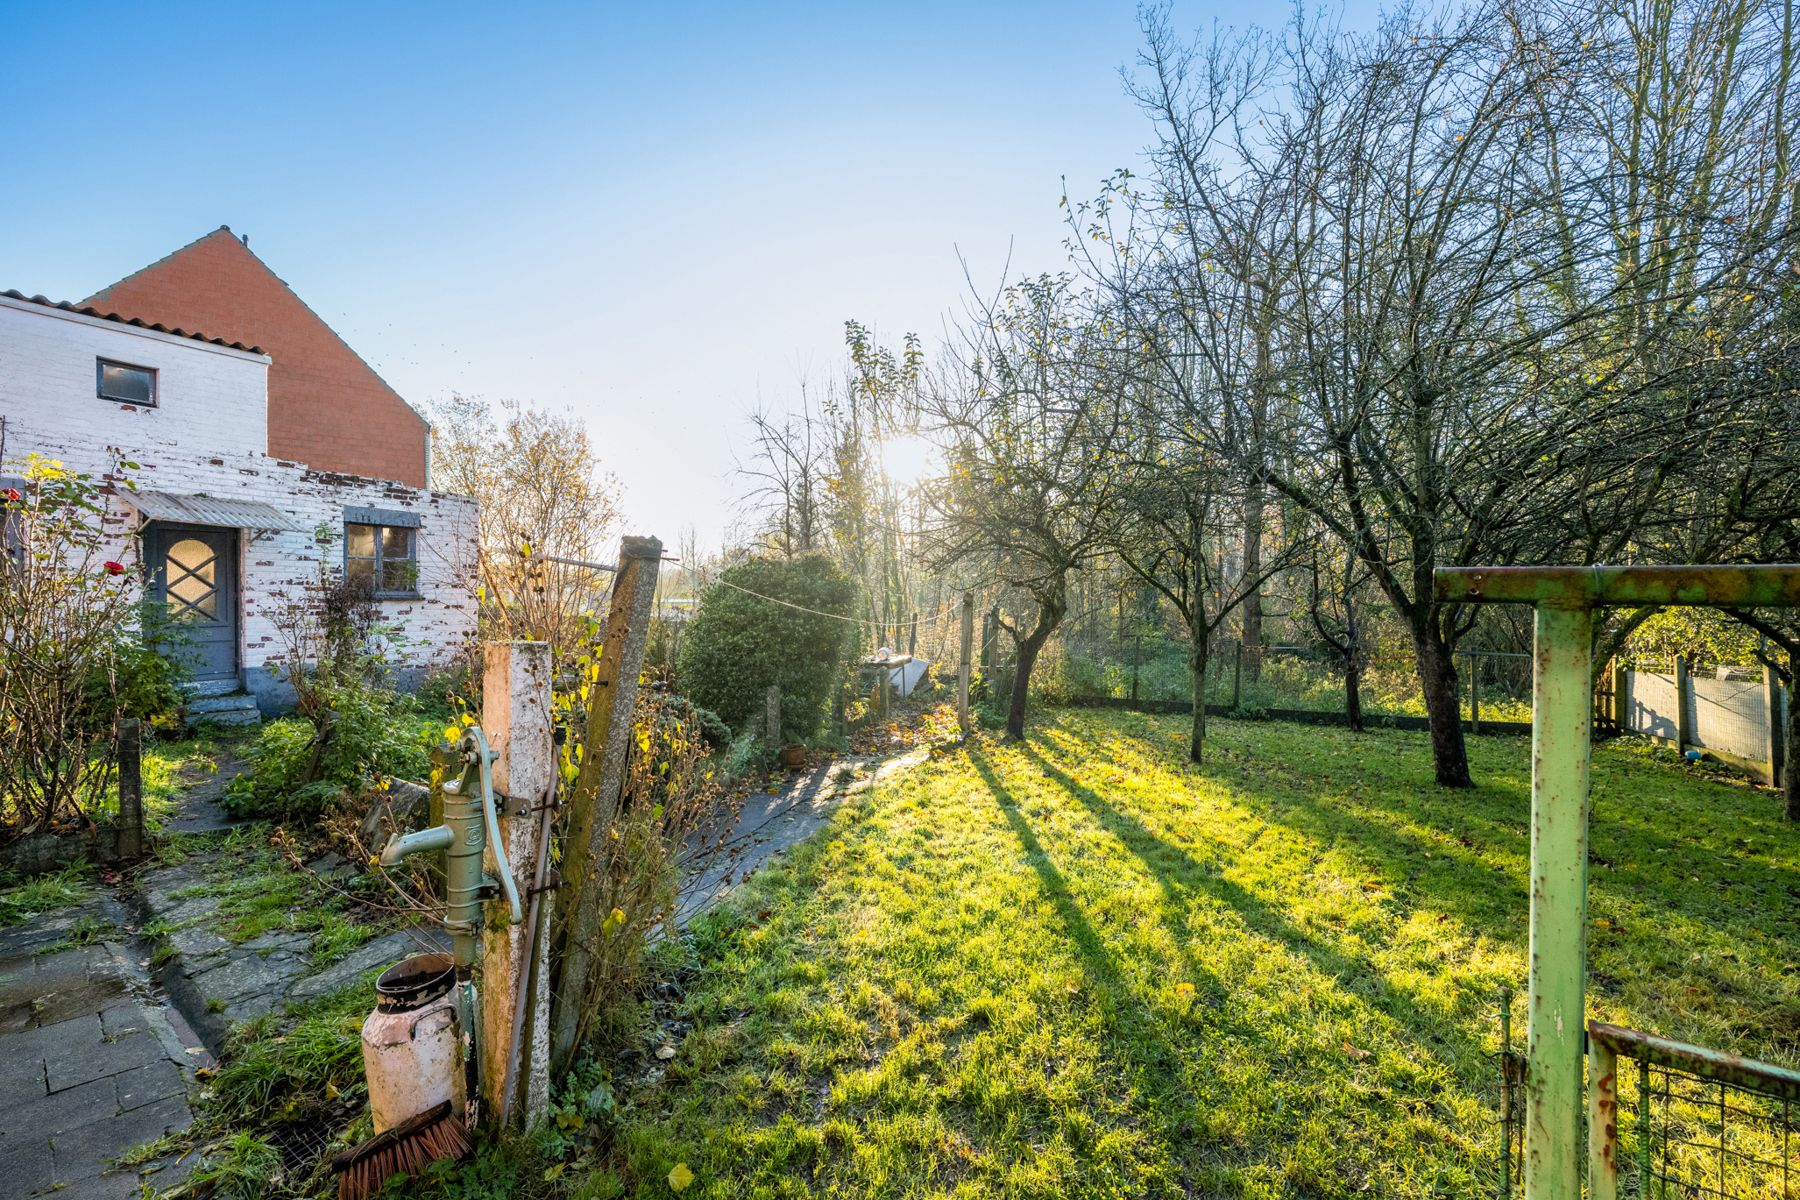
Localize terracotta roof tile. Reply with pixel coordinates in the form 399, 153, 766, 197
0, 288, 266, 354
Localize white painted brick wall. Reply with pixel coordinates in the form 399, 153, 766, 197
1, 295, 478, 705
0, 296, 270, 461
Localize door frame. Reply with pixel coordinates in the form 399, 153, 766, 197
142, 521, 243, 682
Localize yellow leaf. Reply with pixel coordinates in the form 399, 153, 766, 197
668, 1162, 695, 1192
1174, 982, 1196, 1000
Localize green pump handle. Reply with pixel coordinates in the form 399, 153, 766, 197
453, 727, 523, 926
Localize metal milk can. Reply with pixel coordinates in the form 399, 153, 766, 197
361, 952, 466, 1132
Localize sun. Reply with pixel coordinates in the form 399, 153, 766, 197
879, 432, 938, 489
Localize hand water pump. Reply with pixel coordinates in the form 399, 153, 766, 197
360, 727, 522, 1135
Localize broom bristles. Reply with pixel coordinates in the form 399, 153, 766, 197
333, 1102, 472, 1200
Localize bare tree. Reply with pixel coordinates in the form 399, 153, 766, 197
1108, 432, 1297, 761
735, 394, 829, 557
924, 274, 1127, 738
429, 395, 622, 658
1113, 1, 1797, 786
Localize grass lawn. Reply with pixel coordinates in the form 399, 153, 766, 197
590, 708, 1798, 1200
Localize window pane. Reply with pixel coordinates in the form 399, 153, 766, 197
381, 558, 417, 592
346, 524, 375, 556
381, 526, 413, 559
346, 558, 376, 591
99, 362, 153, 404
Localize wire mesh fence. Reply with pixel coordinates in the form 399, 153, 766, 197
1589, 1021, 1799, 1199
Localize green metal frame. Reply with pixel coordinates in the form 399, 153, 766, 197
1433, 563, 1800, 1200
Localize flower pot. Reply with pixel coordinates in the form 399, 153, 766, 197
778, 742, 807, 768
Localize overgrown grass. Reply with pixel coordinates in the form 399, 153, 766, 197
578, 709, 1796, 1200
86, 731, 227, 832
0, 864, 96, 926
146, 824, 390, 957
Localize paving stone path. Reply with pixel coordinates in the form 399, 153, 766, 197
161, 752, 249, 836
135, 850, 444, 1054
0, 895, 205, 1199
676, 748, 927, 923
0, 744, 447, 1196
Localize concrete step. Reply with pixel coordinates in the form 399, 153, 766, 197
181, 678, 241, 699
182, 693, 261, 728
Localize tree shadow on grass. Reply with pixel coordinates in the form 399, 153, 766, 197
1035, 713, 1800, 1057
965, 750, 1223, 1140
1015, 739, 1497, 1083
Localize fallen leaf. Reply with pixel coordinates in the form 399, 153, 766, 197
656, 1043, 677, 1060
668, 1162, 695, 1192
1344, 1041, 1372, 1060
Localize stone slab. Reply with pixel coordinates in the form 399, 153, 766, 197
0, 1138, 57, 1197
287, 930, 426, 1003
45, 1026, 160, 1092
49, 1093, 191, 1184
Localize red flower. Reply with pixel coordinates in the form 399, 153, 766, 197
103, 561, 125, 576
0, 488, 19, 503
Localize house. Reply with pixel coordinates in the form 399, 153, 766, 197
83, 226, 431, 488
0, 233, 476, 720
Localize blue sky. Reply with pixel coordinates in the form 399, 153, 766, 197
1, 1, 1379, 547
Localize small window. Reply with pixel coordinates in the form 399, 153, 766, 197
97, 358, 156, 406
344, 521, 419, 597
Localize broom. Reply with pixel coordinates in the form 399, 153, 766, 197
331, 1101, 472, 1200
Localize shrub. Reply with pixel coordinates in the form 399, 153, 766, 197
228, 543, 431, 822
226, 685, 435, 822
555, 692, 737, 1051
0, 454, 176, 834
689, 703, 732, 750
675, 555, 858, 743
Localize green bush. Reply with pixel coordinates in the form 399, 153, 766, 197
676, 556, 857, 743
688, 703, 732, 750
226, 680, 435, 822
88, 607, 186, 733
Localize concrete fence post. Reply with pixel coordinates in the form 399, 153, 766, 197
551, 535, 663, 1074
957, 592, 973, 735
115, 718, 144, 860
1611, 659, 1630, 732
1674, 656, 1691, 752
983, 605, 999, 678
1131, 635, 1141, 705
480, 640, 554, 1127
1761, 663, 1782, 788
1467, 651, 1482, 734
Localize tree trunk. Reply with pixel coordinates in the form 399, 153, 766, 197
1188, 630, 1209, 763
1344, 655, 1364, 733
1006, 607, 1062, 739
1413, 626, 1472, 787
1240, 487, 1264, 680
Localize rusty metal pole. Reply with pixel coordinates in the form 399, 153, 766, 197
1524, 600, 1593, 1200
1586, 1033, 1619, 1200
1435, 563, 1800, 1200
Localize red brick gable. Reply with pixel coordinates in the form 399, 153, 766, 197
84, 227, 429, 488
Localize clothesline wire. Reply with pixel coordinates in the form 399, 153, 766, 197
715, 579, 965, 632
